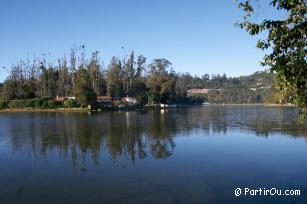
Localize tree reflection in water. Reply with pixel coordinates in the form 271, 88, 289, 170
3, 106, 307, 171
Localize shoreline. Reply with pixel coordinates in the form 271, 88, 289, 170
0, 108, 91, 113
0, 103, 297, 113
263, 103, 296, 107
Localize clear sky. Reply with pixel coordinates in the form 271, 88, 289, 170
0, 0, 277, 82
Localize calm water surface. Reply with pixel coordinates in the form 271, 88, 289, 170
0, 105, 307, 204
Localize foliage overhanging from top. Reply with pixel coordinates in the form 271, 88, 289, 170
236, 0, 307, 117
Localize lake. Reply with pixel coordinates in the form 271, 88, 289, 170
0, 105, 307, 204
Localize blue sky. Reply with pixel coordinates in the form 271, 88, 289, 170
0, 0, 278, 82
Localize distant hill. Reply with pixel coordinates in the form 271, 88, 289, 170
187, 71, 279, 104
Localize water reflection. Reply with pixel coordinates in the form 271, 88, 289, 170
1, 106, 306, 168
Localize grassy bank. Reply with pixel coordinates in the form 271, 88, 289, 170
0, 108, 91, 113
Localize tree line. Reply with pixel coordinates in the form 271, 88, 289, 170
0, 45, 287, 109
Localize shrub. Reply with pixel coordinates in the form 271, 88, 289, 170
0, 100, 6, 109
41, 101, 49, 109
64, 99, 79, 108
34, 99, 44, 108
55, 101, 64, 108
8, 100, 26, 109
24, 99, 35, 108
47, 100, 57, 109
